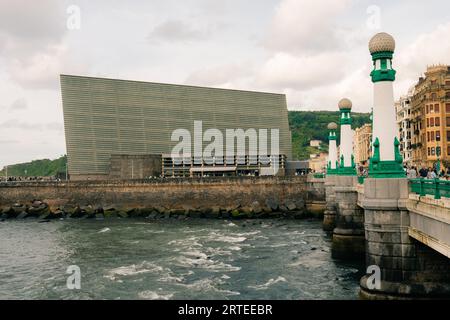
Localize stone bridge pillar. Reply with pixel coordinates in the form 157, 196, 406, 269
332, 175, 365, 259
323, 175, 337, 231
360, 178, 450, 299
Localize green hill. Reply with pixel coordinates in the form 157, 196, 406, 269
0, 155, 67, 177
289, 111, 371, 160
0, 111, 371, 176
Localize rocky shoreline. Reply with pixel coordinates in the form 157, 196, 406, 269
0, 198, 323, 221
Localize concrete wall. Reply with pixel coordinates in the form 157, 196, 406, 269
0, 176, 315, 215
109, 154, 162, 180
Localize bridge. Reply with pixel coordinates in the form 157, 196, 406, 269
321, 174, 450, 299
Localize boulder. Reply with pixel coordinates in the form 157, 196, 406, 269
52, 210, 64, 219
2, 207, 17, 218
188, 209, 203, 219
69, 206, 84, 218
118, 211, 128, 218
265, 198, 279, 211
28, 204, 49, 217
285, 200, 297, 211
16, 212, 28, 219
250, 201, 262, 214
204, 207, 220, 219
12, 204, 27, 214
31, 200, 44, 208
104, 211, 119, 218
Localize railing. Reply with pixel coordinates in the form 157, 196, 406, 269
409, 178, 450, 199
313, 173, 325, 179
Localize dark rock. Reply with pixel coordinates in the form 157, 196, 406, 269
188, 210, 204, 219
104, 211, 119, 218
16, 212, 28, 219
52, 210, 64, 219
117, 211, 128, 218
31, 200, 43, 208
311, 247, 317, 251
38, 219, 51, 223
285, 200, 297, 211
250, 201, 262, 214
69, 206, 84, 218
265, 198, 279, 211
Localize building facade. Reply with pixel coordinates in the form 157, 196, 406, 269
410, 65, 450, 169
60, 75, 293, 180
354, 123, 372, 166
395, 89, 414, 164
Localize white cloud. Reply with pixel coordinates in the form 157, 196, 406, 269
256, 51, 349, 91
263, 0, 352, 54
147, 19, 220, 43
9, 98, 28, 111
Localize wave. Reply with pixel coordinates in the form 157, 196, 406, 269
248, 276, 287, 290
104, 261, 163, 281
98, 227, 111, 233
138, 290, 174, 300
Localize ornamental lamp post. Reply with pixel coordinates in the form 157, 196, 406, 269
327, 122, 338, 175
368, 32, 404, 178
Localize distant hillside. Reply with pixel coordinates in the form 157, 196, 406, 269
288, 111, 371, 160
0, 111, 370, 176
0, 155, 67, 177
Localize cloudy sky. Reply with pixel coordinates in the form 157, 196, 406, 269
1, 0, 450, 168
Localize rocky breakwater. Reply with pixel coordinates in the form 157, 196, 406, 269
0, 198, 314, 221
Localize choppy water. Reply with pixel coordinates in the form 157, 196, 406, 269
0, 218, 363, 299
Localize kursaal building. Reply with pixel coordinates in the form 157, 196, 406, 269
60, 75, 292, 180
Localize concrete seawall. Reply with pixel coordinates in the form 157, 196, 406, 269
0, 176, 325, 219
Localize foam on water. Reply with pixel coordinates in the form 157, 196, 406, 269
138, 290, 174, 300
105, 261, 163, 281
248, 276, 287, 290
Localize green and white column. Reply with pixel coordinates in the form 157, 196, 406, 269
337, 98, 356, 175
327, 122, 338, 175
368, 32, 404, 177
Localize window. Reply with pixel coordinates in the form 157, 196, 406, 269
435, 104, 440, 113
436, 130, 441, 141
427, 118, 430, 127
431, 147, 436, 156
430, 117, 435, 126
426, 105, 429, 113
431, 131, 435, 141
448, 146, 450, 156
428, 147, 431, 156
427, 131, 430, 142
436, 117, 440, 126
430, 105, 434, 113
447, 117, 450, 127
447, 131, 450, 141
447, 92, 450, 98
432, 93, 437, 100
446, 103, 450, 113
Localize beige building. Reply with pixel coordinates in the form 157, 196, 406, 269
354, 123, 372, 165
309, 140, 322, 148
410, 65, 450, 168
309, 152, 328, 173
